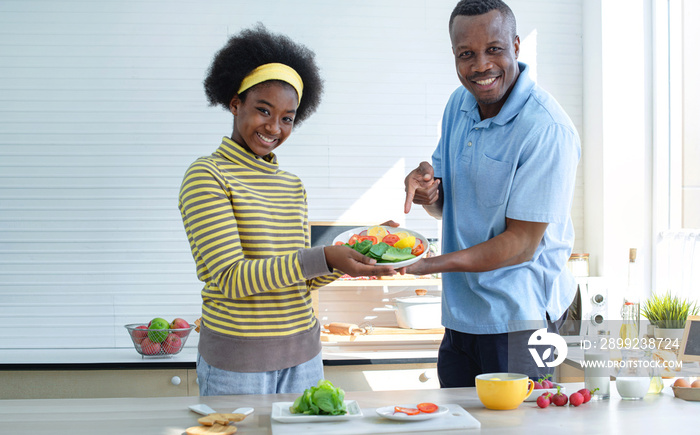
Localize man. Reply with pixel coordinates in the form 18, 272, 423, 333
403, 0, 580, 387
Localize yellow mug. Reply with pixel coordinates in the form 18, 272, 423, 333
475, 373, 535, 410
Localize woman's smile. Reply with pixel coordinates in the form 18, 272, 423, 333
229, 82, 298, 157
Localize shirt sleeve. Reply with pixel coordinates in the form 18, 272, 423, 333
506, 123, 580, 224
301, 245, 343, 290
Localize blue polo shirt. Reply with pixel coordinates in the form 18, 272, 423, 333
432, 62, 580, 334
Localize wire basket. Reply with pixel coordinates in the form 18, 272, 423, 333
124, 323, 195, 358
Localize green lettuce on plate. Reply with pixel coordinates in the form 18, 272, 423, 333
289, 379, 347, 415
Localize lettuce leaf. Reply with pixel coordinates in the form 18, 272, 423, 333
289, 379, 347, 416
379, 246, 415, 263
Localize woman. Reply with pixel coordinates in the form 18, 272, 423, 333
178, 24, 397, 395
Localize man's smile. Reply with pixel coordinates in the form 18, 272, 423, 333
475, 77, 497, 86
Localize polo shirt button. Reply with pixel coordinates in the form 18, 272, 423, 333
467, 141, 472, 147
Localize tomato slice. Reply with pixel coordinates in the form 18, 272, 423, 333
381, 234, 400, 246
358, 235, 378, 244
348, 234, 360, 245
411, 242, 425, 256
417, 402, 438, 413
394, 406, 420, 415
334, 241, 344, 245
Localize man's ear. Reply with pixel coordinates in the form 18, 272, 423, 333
229, 95, 241, 115
513, 35, 520, 59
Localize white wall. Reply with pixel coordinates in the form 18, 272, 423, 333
0, 0, 584, 350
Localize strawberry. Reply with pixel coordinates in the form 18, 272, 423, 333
550, 386, 568, 406
536, 392, 552, 408
569, 392, 584, 407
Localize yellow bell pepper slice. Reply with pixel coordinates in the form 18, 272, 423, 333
394, 236, 416, 250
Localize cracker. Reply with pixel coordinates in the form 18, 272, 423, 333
185, 423, 237, 435
198, 413, 246, 426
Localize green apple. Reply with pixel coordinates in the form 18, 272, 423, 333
147, 317, 169, 343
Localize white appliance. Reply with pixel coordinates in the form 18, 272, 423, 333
561, 277, 609, 344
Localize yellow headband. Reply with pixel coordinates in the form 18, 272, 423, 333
237, 63, 304, 106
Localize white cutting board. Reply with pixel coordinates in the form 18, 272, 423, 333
270, 404, 480, 435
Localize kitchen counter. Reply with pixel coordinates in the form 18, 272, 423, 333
0, 382, 696, 435
0, 344, 438, 370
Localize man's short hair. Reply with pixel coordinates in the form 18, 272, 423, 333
449, 0, 517, 40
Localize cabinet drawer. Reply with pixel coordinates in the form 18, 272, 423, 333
324, 363, 439, 391
0, 369, 195, 399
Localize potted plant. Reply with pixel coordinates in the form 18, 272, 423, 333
642, 291, 699, 339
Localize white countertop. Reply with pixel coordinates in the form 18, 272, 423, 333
0, 345, 438, 367
1, 382, 697, 435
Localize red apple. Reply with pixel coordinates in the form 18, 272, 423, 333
132, 325, 148, 341
140, 337, 161, 355
162, 333, 182, 354
170, 318, 190, 337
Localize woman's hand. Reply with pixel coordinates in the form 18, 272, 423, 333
324, 245, 397, 277
379, 219, 400, 228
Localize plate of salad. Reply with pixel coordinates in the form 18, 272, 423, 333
375, 403, 449, 421
273, 379, 362, 423
332, 226, 428, 269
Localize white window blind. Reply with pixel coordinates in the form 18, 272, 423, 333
0, 0, 584, 351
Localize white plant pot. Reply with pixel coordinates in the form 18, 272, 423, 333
654, 326, 685, 340
647, 324, 657, 337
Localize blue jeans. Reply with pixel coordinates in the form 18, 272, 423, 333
197, 352, 324, 396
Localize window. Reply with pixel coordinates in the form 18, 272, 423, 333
653, 0, 700, 298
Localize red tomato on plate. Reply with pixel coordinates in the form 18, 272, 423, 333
381, 234, 400, 246
411, 242, 425, 256
348, 234, 360, 245
394, 406, 420, 415
358, 235, 378, 244
417, 402, 438, 413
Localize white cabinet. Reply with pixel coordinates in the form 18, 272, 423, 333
325, 363, 439, 391
0, 368, 197, 399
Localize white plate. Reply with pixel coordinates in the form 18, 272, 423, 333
375, 404, 449, 421
524, 383, 566, 402
270, 400, 362, 423
331, 226, 428, 269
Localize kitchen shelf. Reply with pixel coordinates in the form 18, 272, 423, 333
326, 278, 441, 288
321, 327, 444, 343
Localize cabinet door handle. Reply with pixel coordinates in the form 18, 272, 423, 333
171, 376, 182, 386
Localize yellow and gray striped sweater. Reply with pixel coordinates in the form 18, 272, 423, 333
178, 137, 341, 372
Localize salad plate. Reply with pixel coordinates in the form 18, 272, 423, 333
331, 226, 428, 269
270, 400, 363, 423
375, 404, 449, 421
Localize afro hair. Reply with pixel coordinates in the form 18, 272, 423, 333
204, 23, 323, 127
